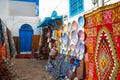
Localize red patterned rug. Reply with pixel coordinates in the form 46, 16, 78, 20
15, 54, 37, 59
95, 27, 119, 80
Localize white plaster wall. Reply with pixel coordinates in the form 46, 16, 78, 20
39, 0, 93, 21
39, 0, 64, 20
0, 0, 9, 23
39, 0, 94, 28
7, 16, 41, 36
9, 1, 36, 16
104, 0, 120, 5
0, 0, 40, 36
39, 0, 119, 22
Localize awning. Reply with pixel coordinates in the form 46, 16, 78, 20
37, 16, 63, 28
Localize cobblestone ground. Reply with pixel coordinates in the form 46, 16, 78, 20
11, 59, 53, 80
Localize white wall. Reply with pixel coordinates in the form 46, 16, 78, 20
39, 0, 65, 20
0, 0, 40, 36
7, 16, 41, 36
0, 0, 9, 23
104, 0, 120, 5
39, 0, 94, 25
9, 1, 36, 16
39, 0, 120, 23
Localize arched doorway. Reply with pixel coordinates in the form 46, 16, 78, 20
19, 24, 33, 53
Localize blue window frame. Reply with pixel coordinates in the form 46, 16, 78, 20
69, 0, 84, 17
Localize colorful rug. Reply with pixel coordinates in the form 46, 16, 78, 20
95, 27, 118, 80
15, 54, 36, 59
84, 2, 120, 80
0, 59, 13, 80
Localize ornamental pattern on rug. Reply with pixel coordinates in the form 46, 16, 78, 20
95, 26, 119, 80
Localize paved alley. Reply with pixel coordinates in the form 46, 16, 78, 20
11, 59, 53, 80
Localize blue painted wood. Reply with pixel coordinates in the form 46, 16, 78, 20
19, 30, 26, 52
69, 0, 84, 17
51, 10, 58, 17
19, 24, 33, 52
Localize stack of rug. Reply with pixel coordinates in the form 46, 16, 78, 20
0, 59, 12, 80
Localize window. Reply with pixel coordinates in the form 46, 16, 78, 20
69, 0, 84, 17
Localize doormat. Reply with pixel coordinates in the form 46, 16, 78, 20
15, 54, 36, 59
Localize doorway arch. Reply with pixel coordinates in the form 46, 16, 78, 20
19, 24, 33, 53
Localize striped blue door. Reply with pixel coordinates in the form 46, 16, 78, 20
19, 24, 33, 52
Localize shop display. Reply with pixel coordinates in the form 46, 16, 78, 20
62, 33, 68, 46
75, 42, 85, 60
68, 22, 72, 32
84, 2, 120, 80
63, 24, 68, 32
46, 18, 86, 80
71, 30, 78, 45
0, 19, 16, 80
78, 30, 85, 41
95, 27, 118, 80
0, 19, 16, 59
72, 20, 78, 31
52, 30, 55, 38
44, 8, 86, 80
55, 29, 62, 38
78, 16, 85, 28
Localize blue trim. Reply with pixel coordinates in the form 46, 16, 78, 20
51, 10, 58, 17
20, 24, 33, 30
37, 16, 63, 28
37, 11, 63, 28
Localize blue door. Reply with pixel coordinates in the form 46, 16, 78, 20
19, 24, 33, 52
25, 30, 33, 51
19, 30, 26, 52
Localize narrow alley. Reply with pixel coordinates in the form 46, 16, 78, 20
0, 0, 120, 80
11, 59, 52, 80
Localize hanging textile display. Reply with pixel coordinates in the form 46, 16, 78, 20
0, 19, 16, 60
6, 28, 17, 58
0, 21, 4, 45
0, 44, 6, 58
0, 19, 7, 59
84, 2, 120, 80
0, 59, 13, 79
95, 27, 118, 80
44, 10, 86, 80
52, 30, 55, 38
46, 19, 86, 80
54, 29, 62, 39
0, 19, 17, 80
